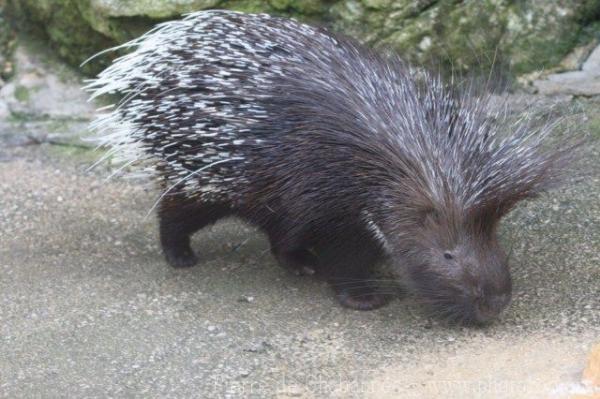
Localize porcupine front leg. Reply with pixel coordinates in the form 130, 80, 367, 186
319, 224, 391, 311
265, 222, 319, 276
158, 194, 230, 268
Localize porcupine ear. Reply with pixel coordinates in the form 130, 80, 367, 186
467, 113, 584, 219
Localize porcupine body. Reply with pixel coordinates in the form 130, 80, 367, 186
86, 10, 578, 325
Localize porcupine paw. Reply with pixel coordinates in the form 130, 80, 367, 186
163, 245, 199, 268
333, 282, 391, 311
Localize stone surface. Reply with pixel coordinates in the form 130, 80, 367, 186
0, 0, 16, 81
534, 44, 600, 96
89, 0, 221, 18
0, 46, 95, 119
0, 41, 95, 150
6, 0, 600, 76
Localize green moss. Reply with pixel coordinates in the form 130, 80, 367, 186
380, 1, 510, 74
50, 2, 115, 74
46, 141, 98, 162
14, 84, 29, 102
588, 117, 600, 139
219, 0, 274, 14
582, 101, 600, 140
331, 1, 369, 42
0, 0, 16, 79
268, 0, 324, 14
503, 2, 583, 76
361, 0, 390, 9
7, 0, 116, 75
578, 0, 600, 22
88, 0, 220, 19
577, 20, 600, 48
441, 2, 507, 68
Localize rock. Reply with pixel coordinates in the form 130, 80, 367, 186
0, 96, 9, 120
268, 0, 324, 14
243, 341, 271, 353
89, 0, 220, 18
583, 343, 600, 387
0, 42, 95, 148
6, 0, 600, 77
237, 295, 255, 303
500, 1, 581, 75
582, 45, 600, 74
0, 46, 95, 119
534, 45, 600, 97
557, 40, 599, 72
0, 0, 16, 81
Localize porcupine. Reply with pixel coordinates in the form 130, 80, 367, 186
85, 10, 579, 325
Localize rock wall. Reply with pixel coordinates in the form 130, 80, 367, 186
5, 0, 600, 77
0, 0, 16, 82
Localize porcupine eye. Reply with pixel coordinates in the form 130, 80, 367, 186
444, 252, 453, 260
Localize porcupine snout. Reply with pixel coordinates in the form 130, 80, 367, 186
455, 256, 513, 325
469, 281, 512, 325
405, 235, 513, 325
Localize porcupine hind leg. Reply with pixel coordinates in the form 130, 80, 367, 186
320, 224, 391, 311
158, 194, 231, 268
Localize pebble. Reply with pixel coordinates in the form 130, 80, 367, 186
238, 369, 250, 378
237, 295, 255, 303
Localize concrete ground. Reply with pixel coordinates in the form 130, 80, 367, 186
0, 43, 599, 399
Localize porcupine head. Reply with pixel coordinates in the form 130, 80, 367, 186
363, 83, 579, 325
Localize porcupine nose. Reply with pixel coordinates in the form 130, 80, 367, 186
474, 293, 511, 324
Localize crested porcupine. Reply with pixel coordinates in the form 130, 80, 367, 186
85, 10, 580, 325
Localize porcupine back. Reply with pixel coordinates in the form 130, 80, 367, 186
85, 11, 344, 200
85, 10, 577, 218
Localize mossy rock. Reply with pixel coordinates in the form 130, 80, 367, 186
6, 0, 600, 78
7, 0, 116, 75
0, 0, 17, 80
88, 0, 221, 19
501, 1, 583, 75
